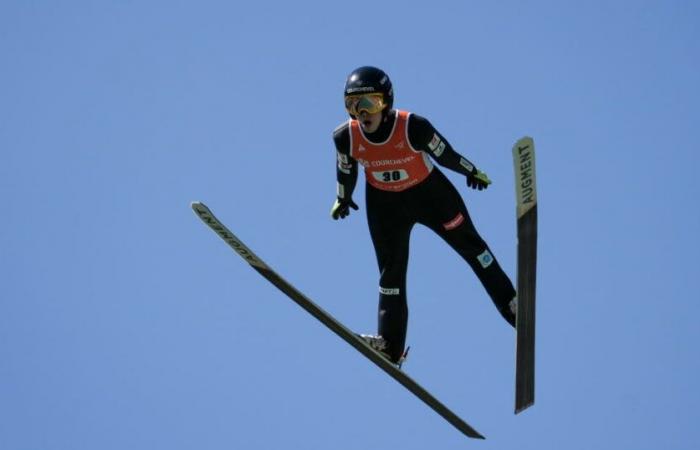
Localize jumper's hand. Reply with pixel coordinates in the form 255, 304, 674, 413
330, 197, 359, 220
466, 169, 492, 191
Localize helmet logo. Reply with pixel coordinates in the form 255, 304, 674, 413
346, 86, 376, 94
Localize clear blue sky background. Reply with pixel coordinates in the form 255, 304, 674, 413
2, 1, 698, 449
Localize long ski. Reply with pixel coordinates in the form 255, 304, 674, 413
512, 136, 538, 414
191, 201, 485, 439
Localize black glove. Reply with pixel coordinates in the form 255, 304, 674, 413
466, 169, 492, 191
330, 197, 359, 220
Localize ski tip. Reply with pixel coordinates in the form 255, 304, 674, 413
191, 201, 210, 214
191, 202, 214, 219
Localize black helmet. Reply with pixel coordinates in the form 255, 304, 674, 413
343, 66, 394, 111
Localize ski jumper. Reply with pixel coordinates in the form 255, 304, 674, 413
335, 110, 515, 362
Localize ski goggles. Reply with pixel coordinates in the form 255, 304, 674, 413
344, 93, 386, 116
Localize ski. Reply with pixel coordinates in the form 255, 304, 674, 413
512, 136, 538, 414
191, 201, 485, 439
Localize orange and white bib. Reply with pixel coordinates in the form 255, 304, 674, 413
349, 110, 433, 192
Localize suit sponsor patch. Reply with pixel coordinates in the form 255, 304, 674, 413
337, 152, 352, 173
460, 158, 474, 172
434, 141, 446, 157
443, 213, 465, 230
476, 249, 494, 268
428, 133, 441, 151
379, 286, 400, 295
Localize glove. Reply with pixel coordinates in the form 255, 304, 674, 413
466, 169, 492, 191
330, 197, 359, 220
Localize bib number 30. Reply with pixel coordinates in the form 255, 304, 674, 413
373, 169, 409, 183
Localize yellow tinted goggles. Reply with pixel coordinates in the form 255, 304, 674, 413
344, 93, 386, 116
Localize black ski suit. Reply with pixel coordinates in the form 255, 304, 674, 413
333, 110, 515, 362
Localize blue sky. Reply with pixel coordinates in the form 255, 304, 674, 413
2, 1, 699, 449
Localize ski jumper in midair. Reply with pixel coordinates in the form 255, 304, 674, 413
331, 66, 516, 363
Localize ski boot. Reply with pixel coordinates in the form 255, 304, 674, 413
358, 334, 391, 359
509, 296, 518, 316
358, 334, 410, 368
497, 296, 518, 328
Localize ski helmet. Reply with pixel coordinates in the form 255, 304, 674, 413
343, 66, 394, 113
